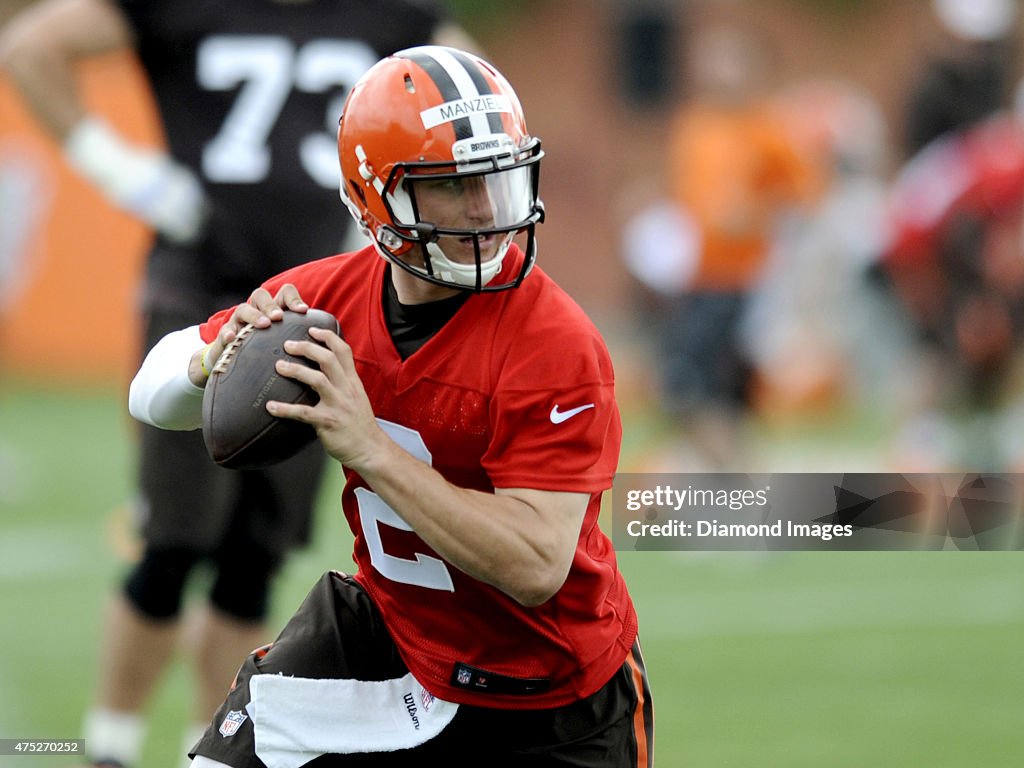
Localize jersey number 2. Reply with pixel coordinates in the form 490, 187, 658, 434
354, 420, 456, 592
197, 35, 377, 188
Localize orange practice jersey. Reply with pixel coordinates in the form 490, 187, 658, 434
668, 101, 817, 290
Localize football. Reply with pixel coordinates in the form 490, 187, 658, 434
202, 308, 340, 469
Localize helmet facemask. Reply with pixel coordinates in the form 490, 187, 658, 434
374, 136, 543, 291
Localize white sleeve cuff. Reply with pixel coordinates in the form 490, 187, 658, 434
64, 117, 137, 192
128, 325, 206, 430
64, 116, 207, 244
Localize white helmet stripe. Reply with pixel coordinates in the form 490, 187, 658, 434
399, 46, 501, 139
428, 47, 494, 137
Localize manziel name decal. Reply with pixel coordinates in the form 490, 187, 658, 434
420, 94, 513, 129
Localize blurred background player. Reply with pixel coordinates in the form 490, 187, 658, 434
879, 0, 1024, 470
622, 22, 817, 470
0, 1, 474, 766
739, 77, 896, 439
882, 107, 1024, 470
904, 0, 1018, 158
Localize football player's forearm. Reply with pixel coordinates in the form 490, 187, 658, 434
0, 0, 132, 138
0, 31, 81, 137
128, 326, 206, 430
356, 441, 585, 606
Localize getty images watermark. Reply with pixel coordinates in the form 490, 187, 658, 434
611, 473, 1024, 551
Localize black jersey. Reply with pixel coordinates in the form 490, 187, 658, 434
117, 0, 446, 305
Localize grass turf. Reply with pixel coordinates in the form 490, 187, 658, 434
1, 379, 1022, 767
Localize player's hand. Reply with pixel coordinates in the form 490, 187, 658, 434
64, 117, 208, 244
268, 327, 388, 469
189, 284, 308, 386
240, 284, 310, 326
114, 152, 208, 244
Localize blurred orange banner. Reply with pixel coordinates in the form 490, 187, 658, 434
0, 52, 159, 386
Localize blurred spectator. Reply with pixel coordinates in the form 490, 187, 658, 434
741, 78, 899, 424
904, 0, 1018, 157
882, 110, 1024, 469
874, 0, 1024, 470
0, 2, 472, 767
622, 23, 817, 469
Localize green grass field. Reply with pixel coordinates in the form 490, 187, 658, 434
1, 378, 1022, 767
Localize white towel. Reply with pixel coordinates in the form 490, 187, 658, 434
247, 673, 459, 768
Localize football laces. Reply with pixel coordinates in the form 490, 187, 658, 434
211, 323, 255, 375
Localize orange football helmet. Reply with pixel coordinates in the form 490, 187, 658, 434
338, 46, 544, 291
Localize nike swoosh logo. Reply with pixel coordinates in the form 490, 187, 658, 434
549, 403, 595, 424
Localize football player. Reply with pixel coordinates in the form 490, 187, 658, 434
129, 45, 654, 767
0, 2, 475, 766
882, 108, 1024, 470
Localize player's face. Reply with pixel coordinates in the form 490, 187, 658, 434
411, 174, 501, 263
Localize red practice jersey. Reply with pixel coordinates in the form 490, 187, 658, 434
886, 112, 1024, 268
201, 245, 637, 709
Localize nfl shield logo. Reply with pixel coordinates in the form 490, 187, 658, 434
456, 668, 472, 686
219, 710, 248, 737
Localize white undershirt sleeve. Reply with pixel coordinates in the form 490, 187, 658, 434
128, 325, 206, 430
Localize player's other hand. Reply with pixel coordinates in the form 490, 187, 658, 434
116, 151, 208, 244
191, 284, 309, 386
64, 117, 208, 244
271, 327, 387, 470
221, 284, 309, 339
